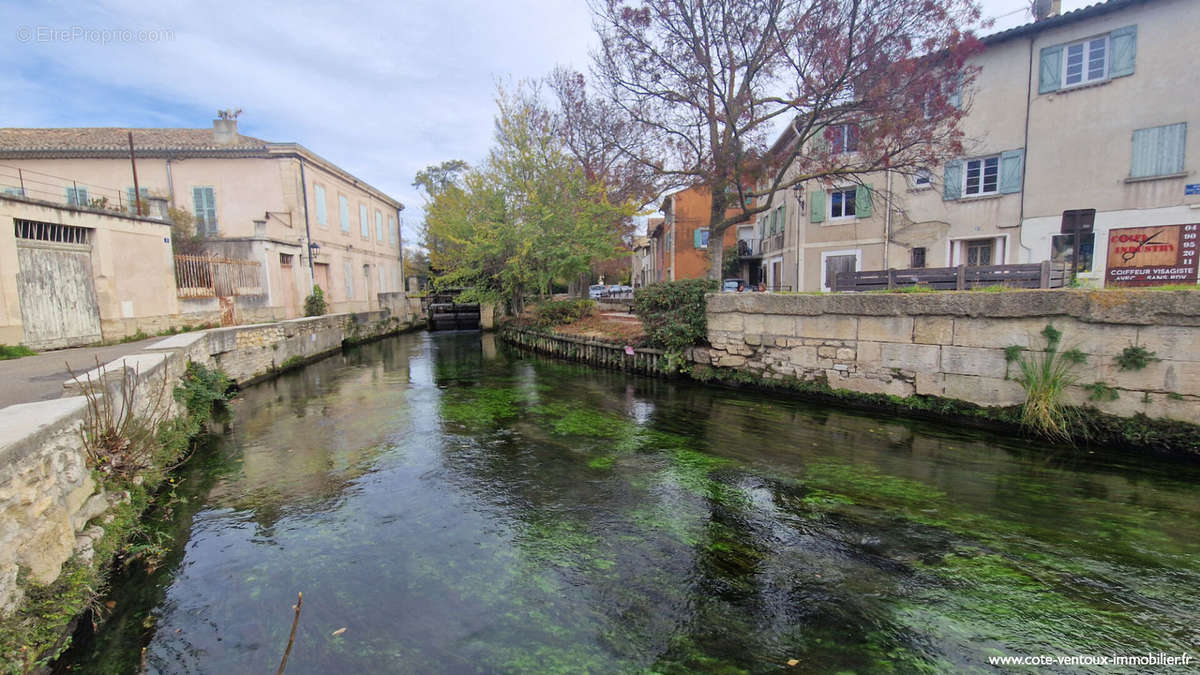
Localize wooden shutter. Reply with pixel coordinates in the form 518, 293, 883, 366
1038, 45, 1063, 94
1131, 123, 1186, 178
855, 184, 873, 218
999, 149, 1025, 194
1109, 25, 1137, 78
809, 190, 825, 223
943, 161, 963, 200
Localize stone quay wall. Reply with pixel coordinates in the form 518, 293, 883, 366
0, 310, 420, 620
699, 290, 1200, 424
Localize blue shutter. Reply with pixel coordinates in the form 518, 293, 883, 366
1038, 45, 1063, 94
192, 187, 204, 227
780, 203, 786, 230
943, 161, 963, 200
376, 211, 384, 241
693, 228, 703, 248
999, 149, 1025, 194
1131, 123, 1186, 178
855, 184, 873, 217
1108, 25, 1136, 78
809, 190, 825, 223
315, 185, 327, 225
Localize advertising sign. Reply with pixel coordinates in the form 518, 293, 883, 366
1105, 224, 1199, 286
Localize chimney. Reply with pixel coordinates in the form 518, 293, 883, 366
1033, 0, 1061, 22
212, 118, 238, 145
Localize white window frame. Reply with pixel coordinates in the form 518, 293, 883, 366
831, 124, 858, 154
947, 235, 1009, 267
912, 169, 932, 189
1063, 34, 1108, 88
820, 248, 862, 292
829, 187, 857, 220
963, 155, 1000, 197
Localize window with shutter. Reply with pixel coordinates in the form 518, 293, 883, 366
359, 205, 369, 238
314, 185, 327, 226
943, 161, 963, 200
376, 210, 384, 241
126, 187, 149, 214
911, 247, 926, 269
1039, 25, 1135, 95
829, 188, 857, 219
339, 196, 350, 232
388, 216, 396, 244
809, 190, 825, 223
66, 187, 89, 207
1130, 123, 1186, 178
192, 187, 217, 234
855, 185, 873, 218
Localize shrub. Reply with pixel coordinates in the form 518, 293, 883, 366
531, 299, 595, 330
632, 279, 718, 370
304, 285, 328, 316
1007, 324, 1087, 441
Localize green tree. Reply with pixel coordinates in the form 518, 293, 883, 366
425, 84, 636, 314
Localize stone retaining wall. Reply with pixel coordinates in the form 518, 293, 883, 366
701, 290, 1200, 424
0, 310, 420, 620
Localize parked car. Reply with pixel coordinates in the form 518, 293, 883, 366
588, 284, 608, 299
722, 278, 746, 292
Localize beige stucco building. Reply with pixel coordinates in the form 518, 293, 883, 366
0, 118, 404, 325
753, 0, 1198, 292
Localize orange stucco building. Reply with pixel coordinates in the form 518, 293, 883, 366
648, 186, 743, 282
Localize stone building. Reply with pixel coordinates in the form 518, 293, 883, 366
755, 0, 1199, 291
0, 117, 404, 322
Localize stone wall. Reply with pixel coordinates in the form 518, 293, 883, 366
701, 290, 1200, 424
0, 310, 420, 620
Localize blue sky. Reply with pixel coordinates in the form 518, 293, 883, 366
1, 0, 1086, 245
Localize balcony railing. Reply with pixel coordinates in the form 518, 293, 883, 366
762, 232, 785, 255
736, 238, 762, 257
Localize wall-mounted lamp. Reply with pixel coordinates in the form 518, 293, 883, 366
791, 182, 806, 213
308, 240, 321, 258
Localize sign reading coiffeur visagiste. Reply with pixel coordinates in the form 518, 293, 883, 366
1105, 224, 1199, 286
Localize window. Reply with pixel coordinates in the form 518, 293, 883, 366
14, 219, 90, 244
912, 169, 932, 189
359, 204, 369, 238
1064, 36, 1107, 87
965, 239, 994, 266
822, 252, 859, 291
344, 260, 354, 299
376, 210, 384, 241
314, 184, 327, 226
1038, 25, 1135, 94
1051, 233, 1094, 273
695, 228, 710, 249
66, 187, 89, 207
830, 188, 857, 219
388, 215, 397, 245
192, 187, 217, 235
1131, 123, 1186, 178
126, 187, 149, 214
2, 187, 23, 196
911, 247, 927, 269
830, 124, 859, 154
339, 195, 350, 233
964, 156, 1000, 196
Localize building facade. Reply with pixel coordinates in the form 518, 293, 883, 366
656, 187, 743, 282
0, 118, 404, 320
760, 0, 1198, 291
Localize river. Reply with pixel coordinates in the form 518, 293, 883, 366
57, 330, 1200, 673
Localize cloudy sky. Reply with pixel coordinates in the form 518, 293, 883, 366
2, 0, 1088, 244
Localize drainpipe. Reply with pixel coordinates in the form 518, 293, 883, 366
884, 170, 892, 269
165, 158, 175, 207
1016, 36, 1035, 262
298, 157, 315, 291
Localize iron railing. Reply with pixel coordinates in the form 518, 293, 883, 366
174, 255, 265, 298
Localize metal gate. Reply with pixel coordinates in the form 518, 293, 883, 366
14, 220, 102, 349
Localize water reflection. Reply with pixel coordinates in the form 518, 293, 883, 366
58, 331, 1200, 674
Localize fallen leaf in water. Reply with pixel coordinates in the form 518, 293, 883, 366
105, 601, 116, 609
787, 658, 800, 666
331, 627, 347, 636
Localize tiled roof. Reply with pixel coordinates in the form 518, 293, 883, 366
982, 0, 1152, 45
0, 127, 269, 153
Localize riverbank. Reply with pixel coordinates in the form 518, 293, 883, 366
501, 288, 1200, 459
0, 309, 423, 670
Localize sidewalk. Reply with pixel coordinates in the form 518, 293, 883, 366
0, 336, 165, 409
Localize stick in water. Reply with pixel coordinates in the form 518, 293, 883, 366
276, 592, 304, 674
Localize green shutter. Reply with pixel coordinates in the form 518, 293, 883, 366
999, 149, 1025, 194
780, 203, 786, 229
1131, 123, 1187, 178
809, 190, 825, 223
693, 229, 704, 248
943, 161, 963, 200
1038, 45, 1063, 94
1109, 25, 1136, 78
855, 184, 873, 218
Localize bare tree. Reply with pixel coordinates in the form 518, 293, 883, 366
590, 0, 983, 278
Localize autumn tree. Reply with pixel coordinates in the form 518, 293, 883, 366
423, 83, 635, 313
590, 0, 983, 278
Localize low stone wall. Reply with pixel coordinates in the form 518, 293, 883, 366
701, 290, 1200, 424
0, 310, 420, 624
502, 326, 671, 375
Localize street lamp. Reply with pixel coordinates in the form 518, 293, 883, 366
791, 181, 806, 213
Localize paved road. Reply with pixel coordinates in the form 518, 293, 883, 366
0, 337, 164, 409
